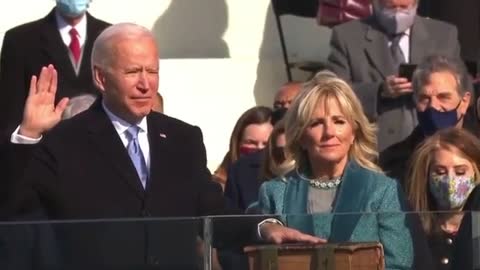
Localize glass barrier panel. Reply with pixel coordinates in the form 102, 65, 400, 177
1, 211, 475, 270
208, 211, 474, 270
0, 216, 206, 270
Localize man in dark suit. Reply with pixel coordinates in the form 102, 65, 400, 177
4, 23, 225, 269
380, 55, 477, 186
327, 0, 461, 151
0, 0, 110, 140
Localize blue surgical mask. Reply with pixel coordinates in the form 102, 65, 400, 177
56, 0, 91, 18
373, 1, 417, 34
417, 103, 461, 136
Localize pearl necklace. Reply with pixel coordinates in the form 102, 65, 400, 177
296, 168, 342, 189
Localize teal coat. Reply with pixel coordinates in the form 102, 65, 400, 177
257, 161, 414, 270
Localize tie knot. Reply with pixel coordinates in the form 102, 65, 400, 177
69, 28, 79, 37
126, 125, 140, 140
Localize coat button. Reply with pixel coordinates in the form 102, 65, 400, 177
446, 238, 453, 245
441, 258, 449, 264
387, 128, 395, 134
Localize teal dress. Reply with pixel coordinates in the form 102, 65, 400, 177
256, 161, 414, 270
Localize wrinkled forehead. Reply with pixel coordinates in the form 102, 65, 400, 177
417, 71, 461, 97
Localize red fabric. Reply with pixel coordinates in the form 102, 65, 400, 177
239, 146, 260, 156
69, 28, 81, 64
317, 0, 372, 28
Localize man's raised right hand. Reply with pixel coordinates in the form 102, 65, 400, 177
19, 65, 69, 138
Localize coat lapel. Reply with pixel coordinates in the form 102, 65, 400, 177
39, 9, 77, 83
77, 13, 105, 82
86, 101, 145, 199
363, 18, 396, 78
329, 162, 371, 242
144, 113, 170, 194
410, 16, 429, 64
284, 176, 314, 234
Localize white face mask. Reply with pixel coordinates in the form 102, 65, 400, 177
373, 1, 417, 34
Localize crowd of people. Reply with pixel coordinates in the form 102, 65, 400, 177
1, 0, 480, 269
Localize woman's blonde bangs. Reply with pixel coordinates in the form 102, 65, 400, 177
285, 76, 380, 172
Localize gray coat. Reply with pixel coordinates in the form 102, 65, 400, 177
327, 15, 460, 151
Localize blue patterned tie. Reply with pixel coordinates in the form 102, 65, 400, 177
125, 126, 148, 189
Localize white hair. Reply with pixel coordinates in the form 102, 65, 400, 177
91, 23, 154, 71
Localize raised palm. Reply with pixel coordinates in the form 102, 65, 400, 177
19, 65, 69, 138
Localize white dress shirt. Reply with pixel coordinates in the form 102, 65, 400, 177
55, 10, 87, 72
388, 28, 410, 63
102, 102, 151, 171
55, 11, 87, 49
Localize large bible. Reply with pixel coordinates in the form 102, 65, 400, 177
244, 242, 384, 270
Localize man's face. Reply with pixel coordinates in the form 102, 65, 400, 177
273, 83, 302, 110
415, 71, 470, 117
94, 35, 159, 123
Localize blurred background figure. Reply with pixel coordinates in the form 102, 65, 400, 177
258, 118, 294, 181
224, 81, 302, 210
405, 127, 480, 270
273, 82, 302, 110
0, 0, 110, 140
61, 93, 97, 120
212, 106, 273, 190
152, 92, 164, 113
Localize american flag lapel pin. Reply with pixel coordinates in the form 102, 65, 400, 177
159, 133, 167, 139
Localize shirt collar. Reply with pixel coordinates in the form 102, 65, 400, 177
55, 10, 88, 41
102, 101, 148, 136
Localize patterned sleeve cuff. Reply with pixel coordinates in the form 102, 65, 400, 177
257, 218, 284, 240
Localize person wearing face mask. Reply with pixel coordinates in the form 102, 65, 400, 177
0, 0, 110, 143
258, 118, 295, 182
223, 82, 302, 211
405, 127, 480, 270
212, 106, 273, 190
327, 0, 462, 152
380, 55, 478, 186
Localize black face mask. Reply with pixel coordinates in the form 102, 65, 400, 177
417, 102, 462, 136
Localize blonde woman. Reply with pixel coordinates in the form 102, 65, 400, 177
258, 71, 416, 269
406, 127, 480, 270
